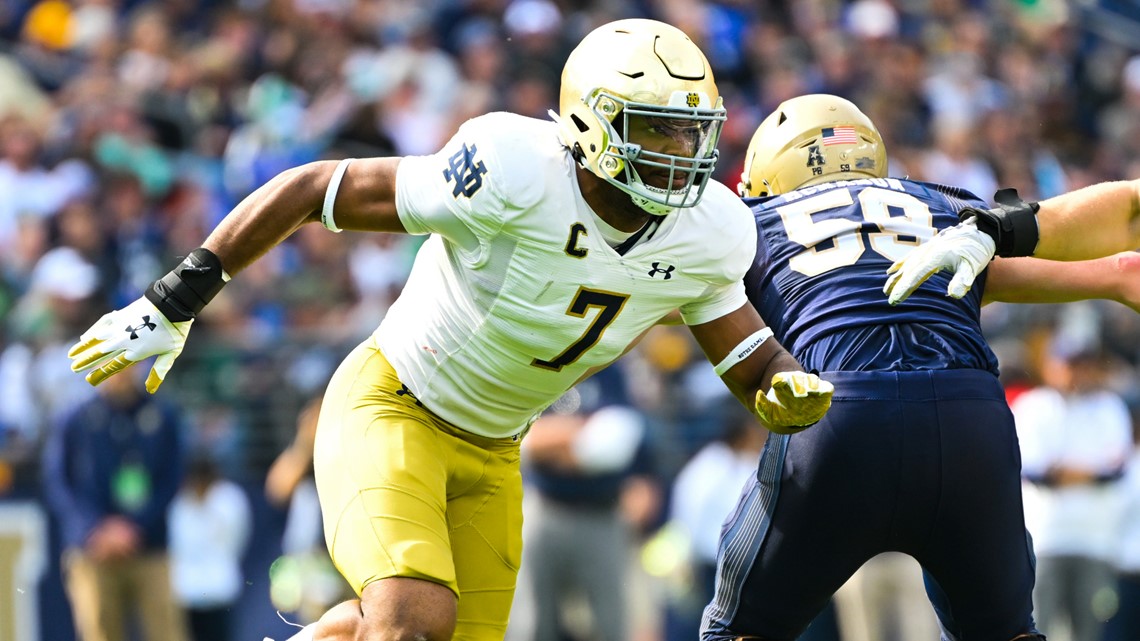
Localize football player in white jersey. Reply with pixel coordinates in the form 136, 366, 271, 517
67, 19, 833, 641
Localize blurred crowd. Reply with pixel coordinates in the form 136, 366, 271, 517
1, 0, 1140, 640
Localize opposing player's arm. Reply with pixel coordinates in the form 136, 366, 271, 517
984, 252, 1140, 313
1033, 180, 1140, 261
885, 179, 1140, 304
689, 303, 833, 434
204, 157, 405, 274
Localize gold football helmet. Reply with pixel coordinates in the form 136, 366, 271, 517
556, 19, 726, 215
739, 94, 888, 198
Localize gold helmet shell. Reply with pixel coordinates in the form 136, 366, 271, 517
556, 19, 726, 215
739, 94, 888, 198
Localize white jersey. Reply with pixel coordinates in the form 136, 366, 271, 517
377, 112, 756, 438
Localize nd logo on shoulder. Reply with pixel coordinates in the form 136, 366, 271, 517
443, 143, 488, 198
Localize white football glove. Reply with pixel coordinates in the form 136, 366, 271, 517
883, 217, 997, 306
754, 371, 834, 435
68, 296, 192, 393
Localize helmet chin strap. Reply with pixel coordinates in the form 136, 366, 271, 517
629, 192, 674, 216
623, 177, 678, 216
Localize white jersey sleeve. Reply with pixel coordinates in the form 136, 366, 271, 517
396, 118, 508, 248
395, 113, 547, 252
679, 280, 748, 326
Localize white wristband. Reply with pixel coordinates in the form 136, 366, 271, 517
713, 327, 775, 376
321, 158, 355, 233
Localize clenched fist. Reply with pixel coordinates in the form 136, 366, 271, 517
754, 371, 834, 435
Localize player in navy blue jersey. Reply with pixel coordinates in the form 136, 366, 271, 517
701, 94, 1140, 641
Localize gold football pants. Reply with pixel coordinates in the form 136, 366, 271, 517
314, 339, 523, 640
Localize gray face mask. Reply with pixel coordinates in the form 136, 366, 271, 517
589, 92, 726, 215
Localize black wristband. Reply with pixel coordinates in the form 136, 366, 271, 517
958, 188, 1041, 258
145, 248, 228, 322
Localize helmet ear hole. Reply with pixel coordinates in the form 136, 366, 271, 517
570, 114, 590, 133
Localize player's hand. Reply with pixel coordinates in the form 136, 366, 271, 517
754, 371, 834, 435
68, 297, 192, 393
883, 218, 997, 305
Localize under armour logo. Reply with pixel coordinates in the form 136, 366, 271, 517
443, 143, 488, 198
648, 262, 675, 279
125, 316, 157, 340
396, 384, 423, 407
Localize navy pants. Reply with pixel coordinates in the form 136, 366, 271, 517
702, 369, 1039, 641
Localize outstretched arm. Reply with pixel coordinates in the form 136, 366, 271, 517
1033, 180, 1140, 261
885, 179, 1140, 304
70, 156, 405, 391
983, 251, 1140, 313
204, 157, 405, 274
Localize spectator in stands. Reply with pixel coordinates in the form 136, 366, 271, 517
1012, 332, 1134, 641
169, 454, 252, 641
42, 366, 188, 641
508, 364, 662, 641
1105, 408, 1140, 641
662, 402, 765, 641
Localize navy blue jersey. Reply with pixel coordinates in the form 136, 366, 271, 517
705, 178, 1040, 641
744, 177, 999, 374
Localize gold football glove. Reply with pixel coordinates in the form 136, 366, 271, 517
754, 371, 834, 435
